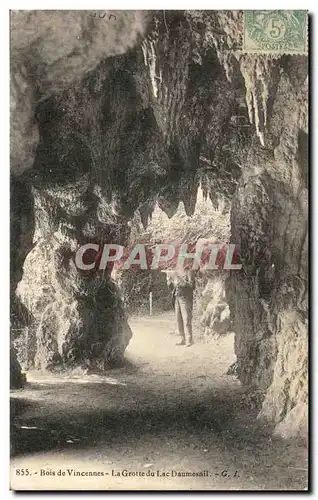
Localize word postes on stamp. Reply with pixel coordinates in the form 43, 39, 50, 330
243, 10, 308, 54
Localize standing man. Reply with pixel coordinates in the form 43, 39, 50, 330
165, 268, 196, 347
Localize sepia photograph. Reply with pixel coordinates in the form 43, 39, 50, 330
9, 8, 309, 491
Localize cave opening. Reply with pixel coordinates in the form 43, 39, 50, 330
10, 10, 308, 491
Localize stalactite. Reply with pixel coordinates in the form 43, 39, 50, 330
239, 56, 280, 147
142, 40, 162, 99
188, 11, 279, 147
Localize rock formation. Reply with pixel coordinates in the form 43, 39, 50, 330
10, 10, 308, 439
10, 10, 150, 380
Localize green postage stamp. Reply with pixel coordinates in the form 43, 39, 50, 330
243, 10, 308, 54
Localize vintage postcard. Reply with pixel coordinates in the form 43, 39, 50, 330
10, 10, 308, 491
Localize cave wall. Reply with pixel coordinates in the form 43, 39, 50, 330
15, 50, 170, 371
228, 59, 308, 439
10, 175, 35, 385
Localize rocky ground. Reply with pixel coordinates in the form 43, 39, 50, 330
10, 312, 307, 491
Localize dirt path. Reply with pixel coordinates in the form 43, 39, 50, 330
10, 312, 307, 491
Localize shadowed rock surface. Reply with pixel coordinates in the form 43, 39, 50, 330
10, 11, 308, 439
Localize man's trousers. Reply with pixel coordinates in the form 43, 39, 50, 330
175, 294, 193, 344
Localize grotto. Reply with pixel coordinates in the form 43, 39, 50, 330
10, 10, 308, 491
